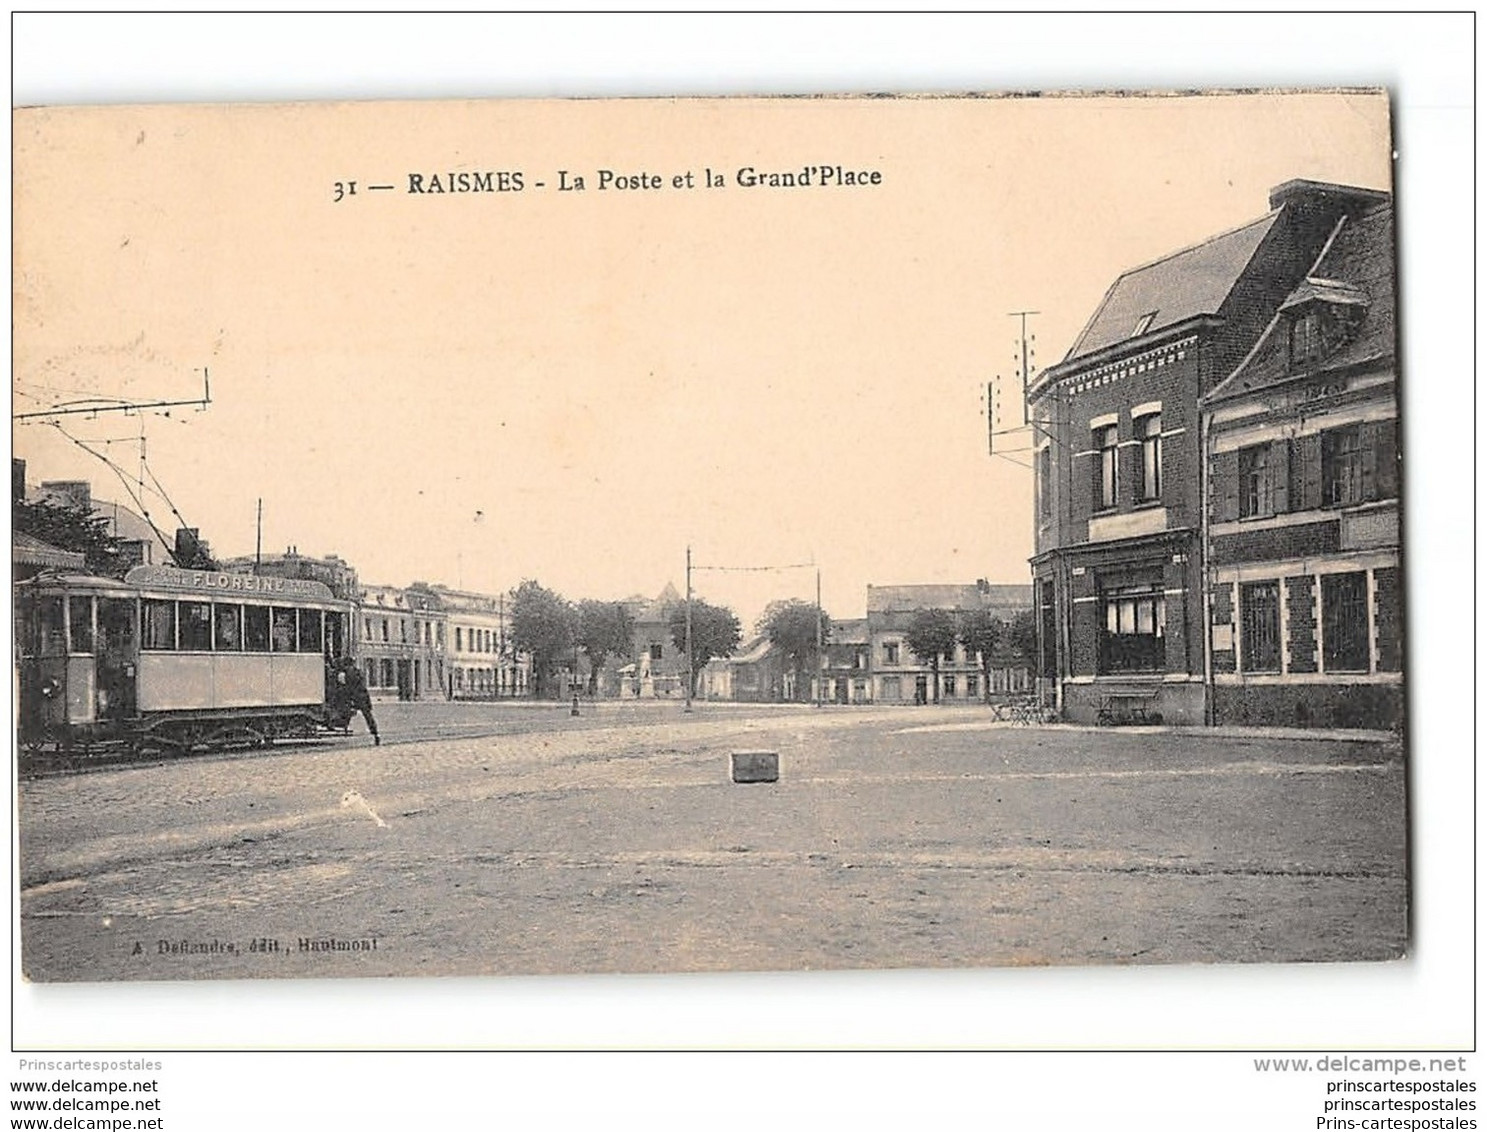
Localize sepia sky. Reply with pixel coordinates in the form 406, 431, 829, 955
13, 92, 1391, 625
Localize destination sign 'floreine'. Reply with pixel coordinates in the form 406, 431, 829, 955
125, 565, 335, 601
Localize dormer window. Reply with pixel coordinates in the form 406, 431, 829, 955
1290, 310, 1326, 368
1131, 311, 1156, 338
1282, 278, 1368, 373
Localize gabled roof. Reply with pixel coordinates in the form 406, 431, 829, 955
632, 582, 683, 624
1064, 211, 1280, 362
1208, 200, 1395, 403
729, 634, 777, 664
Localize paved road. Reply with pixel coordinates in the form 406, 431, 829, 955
17, 704, 1407, 981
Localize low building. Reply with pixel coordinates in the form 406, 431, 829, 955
1202, 195, 1400, 728
820, 618, 872, 704
866, 582, 1033, 704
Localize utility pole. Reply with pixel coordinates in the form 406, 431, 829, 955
1010, 310, 1039, 426
684, 544, 694, 714
254, 498, 262, 574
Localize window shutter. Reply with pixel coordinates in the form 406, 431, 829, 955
1375, 418, 1399, 500
1358, 421, 1379, 502
1213, 448, 1241, 523
1295, 433, 1323, 511
1269, 438, 1291, 515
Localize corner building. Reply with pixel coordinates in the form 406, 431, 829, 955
1028, 179, 1389, 725
1202, 195, 1400, 728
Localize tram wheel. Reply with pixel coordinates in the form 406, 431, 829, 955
206, 725, 266, 751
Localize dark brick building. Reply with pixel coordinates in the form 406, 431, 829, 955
1203, 194, 1400, 728
1028, 179, 1390, 725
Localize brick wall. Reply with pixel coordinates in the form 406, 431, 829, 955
1285, 575, 1318, 673
1374, 566, 1402, 672
1210, 519, 1340, 567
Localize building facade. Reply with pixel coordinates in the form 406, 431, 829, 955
865, 582, 1033, 704
1202, 196, 1400, 728
1028, 179, 1389, 725
357, 582, 447, 701
420, 583, 529, 699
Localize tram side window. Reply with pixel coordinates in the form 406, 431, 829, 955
272, 608, 298, 652
30, 596, 66, 656
142, 599, 177, 651
68, 596, 94, 654
298, 609, 323, 653
181, 602, 213, 651
244, 605, 271, 652
215, 603, 243, 651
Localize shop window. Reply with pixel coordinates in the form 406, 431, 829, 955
1240, 582, 1281, 673
1098, 587, 1165, 673
1136, 413, 1162, 501
215, 604, 243, 651
1323, 572, 1370, 672
142, 599, 176, 651
1093, 424, 1119, 510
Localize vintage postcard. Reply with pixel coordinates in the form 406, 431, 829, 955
13, 91, 1404, 983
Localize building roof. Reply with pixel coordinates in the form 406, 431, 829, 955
13, 531, 86, 571
1208, 200, 1395, 402
1064, 211, 1280, 362
866, 582, 1032, 613
631, 582, 683, 624
828, 617, 869, 645
729, 634, 777, 664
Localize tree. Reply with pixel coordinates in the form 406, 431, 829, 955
905, 607, 958, 705
758, 599, 831, 703
509, 579, 576, 699
667, 599, 742, 694
1003, 609, 1038, 670
13, 497, 131, 578
576, 599, 635, 695
958, 607, 1002, 704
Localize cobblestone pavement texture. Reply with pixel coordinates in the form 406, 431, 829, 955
17, 702, 1407, 981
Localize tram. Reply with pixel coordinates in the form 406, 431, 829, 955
16, 564, 355, 756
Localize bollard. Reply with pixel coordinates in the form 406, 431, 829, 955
730, 750, 779, 784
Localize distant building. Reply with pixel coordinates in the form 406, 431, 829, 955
356, 582, 447, 701
866, 582, 1033, 704
12, 531, 86, 579
1202, 195, 1400, 728
28, 477, 171, 568
220, 547, 360, 601
721, 634, 788, 703
1028, 178, 1390, 725
614, 583, 686, 698
821, 618, 872, 704
418, 583, 529, 699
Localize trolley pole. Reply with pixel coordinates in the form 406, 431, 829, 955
684, 544, 694, 714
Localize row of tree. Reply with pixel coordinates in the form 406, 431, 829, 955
509, 579, 746, 699
903, 606, 1038, 704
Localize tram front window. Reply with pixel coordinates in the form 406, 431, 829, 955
29, 596, 65, 656
68, 596, 94, 654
